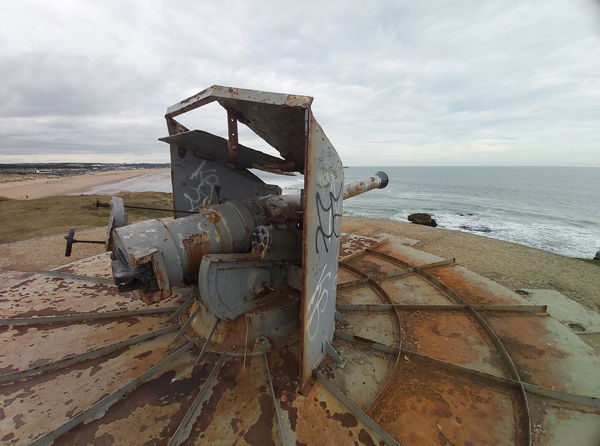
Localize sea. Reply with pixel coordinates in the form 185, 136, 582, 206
85, 166, 600, 259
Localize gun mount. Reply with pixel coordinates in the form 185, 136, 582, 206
4, 86, 599, 446
103, 86, 388, 389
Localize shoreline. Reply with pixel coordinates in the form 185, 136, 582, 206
0, 168, 170, 200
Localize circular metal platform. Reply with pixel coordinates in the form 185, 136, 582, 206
1, 233, 599, 445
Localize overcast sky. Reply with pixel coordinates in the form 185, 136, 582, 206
1, 1, 599, 166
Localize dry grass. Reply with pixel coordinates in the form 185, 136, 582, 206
0, 173, 55, 184
0, 192, 174, 244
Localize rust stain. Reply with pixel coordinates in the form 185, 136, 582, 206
0, 334, 175, 445
184, 355, 278, 445
485, 315, 570, 390
368, 354, 524, 446
399, 310, 510, 378
426, 267, 522, 306
338, 235, 381, 259
243, 386, 277, 446
57, 351, 217, 445
181, 232, 210, 277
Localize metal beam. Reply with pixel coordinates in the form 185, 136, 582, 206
167, 354, 225, 446
194, 320, 219, 366
38, 270, 115, 286
171, 307, 201, 345
167, 295, 194, 322
336, 303, 548, 314
0, 307, 178, 326
264, 353, 289, 446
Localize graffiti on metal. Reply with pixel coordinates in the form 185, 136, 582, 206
301, 115, 344, 388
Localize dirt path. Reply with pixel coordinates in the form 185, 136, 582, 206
0, 227, 106, 289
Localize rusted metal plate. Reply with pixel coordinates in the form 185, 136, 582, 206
336, 267, 360, 287
339, 234, 385, 260
267, 344, 383, 445
165, 85, 312, 172
54, 349, 218, 445
367, 353, 525, 446
329, 337, 396, 409
344, 255, 401, 276
0, 274, 180, 319
0, 316, 170, 375
182, 355, 279, 445
2, 233, 600, 445
55, 252, 114, 279
343, 311, 400, 347
380, 274, 454, 305
300, 114, 344, 389
337, 285, 385, 305
398, 310, 510, 377
485, 314, 600, 397
526, 394, 600, 446
0, 333, 176, 445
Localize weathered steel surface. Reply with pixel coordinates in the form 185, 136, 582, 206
55, 348, 212, 445
342, 171, 388, 201
165, 86, 312, 171
300, 115, 344, 390
169, 148, 279, 216
55, 252, 114, 279
0, 316, 170, 377
160, 130, 290, 175
485, 313, 600, 396
163, 86, 312, 218
267, 344, 383, 445
182, 355, 280, 445
368, 353, 524, 445
0, 275, 170, 319
2, 233, 600, 445
0, 333, 177, 444
338, 233, 385, 261
398, 309, 510, 377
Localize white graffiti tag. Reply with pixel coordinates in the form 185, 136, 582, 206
307, 266, 337, 341
184, 161, 219, 211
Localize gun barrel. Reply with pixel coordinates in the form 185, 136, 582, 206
343, 171, 389, 200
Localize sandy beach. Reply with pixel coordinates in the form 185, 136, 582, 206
0, 168, 170, 200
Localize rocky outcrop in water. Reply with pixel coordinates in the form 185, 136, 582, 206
594, 250, 600, 260
408, 213, 437, 227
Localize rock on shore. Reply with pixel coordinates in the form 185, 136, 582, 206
408, 213, 438, 227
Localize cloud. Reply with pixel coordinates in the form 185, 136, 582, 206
0, 0, 599, 166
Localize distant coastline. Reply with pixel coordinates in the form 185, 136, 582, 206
1, 164, 598, 259
0, 165, 170, 200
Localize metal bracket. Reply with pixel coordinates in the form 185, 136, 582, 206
323, 340, 343, 363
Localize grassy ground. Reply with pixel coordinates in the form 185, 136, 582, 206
578, 258, 600, 267
0, 192, 174, 244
